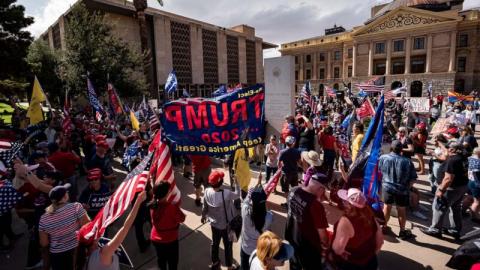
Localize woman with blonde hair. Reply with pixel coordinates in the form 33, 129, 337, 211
248, 231, 293, 270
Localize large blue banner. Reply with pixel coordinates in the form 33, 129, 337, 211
160, 84, 265, 156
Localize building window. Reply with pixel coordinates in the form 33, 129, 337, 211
306, 69, 312, 80
246, 40, 257, 84
348, 48, 353, 58
392, 61, 405, 74
410, 81, 423, 97
458, 34, 468, 47
295, 56, 299, 64
411, 58, 425, 73
457, 56, 467, 72
393, 39, 404, 52
456, 79, 465, 93
319, 53, 325, 62
347, 66, 352, 77
202, 29, 218, 84
226, 35, 239, 83
334, 67, 340, 78
375, 42, 385, 54
319, 68, 325, 79
295, 70, 299, 80
413, 37, 425, 50
171, 21, 193, 84
319, 84, 324, 96
374, 63, 386, 75
306, 54, 311, 63
334, 51, 341, 61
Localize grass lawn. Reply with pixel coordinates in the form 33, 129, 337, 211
0, 102, 13, 124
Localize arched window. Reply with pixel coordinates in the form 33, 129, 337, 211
410, 81, 423, 97
391, 81, 403, 97
455, 79, 465, 93
319, 84, 324, 96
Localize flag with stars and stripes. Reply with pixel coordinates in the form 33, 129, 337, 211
87, 78, 103, 113
122, 140, 141, 170
355, 76, 385, 93
0, 141, 24, 169
213, 85, 227, 97
264, 165, 283, 198
300, 81, 312, 105
326, 86, 337, 98
0, 180, 23, 215
147, 105, 160, 133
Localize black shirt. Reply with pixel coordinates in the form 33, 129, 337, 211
298, 128, 315, 151
445, 154, 468, 188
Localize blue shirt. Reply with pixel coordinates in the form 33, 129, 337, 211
379, 153, 417, 195
279, 147, 301, 174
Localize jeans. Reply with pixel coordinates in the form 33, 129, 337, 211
265, 166, 278, 183
153, 240, 179, 270
211, 226, 233, 267
240, 248, 251, 270
50, 248, 75, 270
430, 185, 468, 233
0, 211, 15, 244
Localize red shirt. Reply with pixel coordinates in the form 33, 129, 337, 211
319, 133, 336, 150
150, 202, 186, 243
48, 151, 81, 178
189, 155, 211, 173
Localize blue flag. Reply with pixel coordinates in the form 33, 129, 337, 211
358, 89, 368, 97
341, 112, 353, 130
165, 70, 178, 94
213, 85, 227, 97
182, 89, 190, 98
122, 140, 141, 170
362, 95, 384, 202
87, 78, 103, 113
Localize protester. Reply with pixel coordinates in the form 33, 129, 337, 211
332, 188, 384, 270
240, 187, 273, 270
464, 104, 477, 131
48, 142, 81, 201
318, 126, 337, 179
297, 115, 315, 151
265, 135, 280, 182
248, 231, 293, 270
201, 170, 240, 270
421, 142, 468, 239
78, 191, 147, 270
149, 181, 186, 270
190, 155, 212, 207
280, 115, 298, 145
459, 126, 478, 155
411, 122, 428, 175
378, 140, 417, 240
78, 168, 111, 219
467, 147, 480, 222
39, 184, 90, 270
285, 172, 329, 270
300, 150, 323, 186
396, 127, 414, 158
351, 123, 364, 162
86, 140, 115, 188
278, 136, 301, 205
428, 134, 448, 194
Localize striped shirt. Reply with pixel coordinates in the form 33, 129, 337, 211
39, 202, 86, 253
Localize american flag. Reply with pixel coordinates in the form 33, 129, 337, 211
147, 105, 160, 132
213, 85, 227, 97
149, 131, 181, 204
62, 90, 73, 134
264, 165, 283, 197
384, 86, 407, 100
300, 81, 312, 105
354, 76, 385, 93
325, 86, 337, 98
227, 83, 242, 93
0, 141, 23, 169
87, 78, 103, 113
80, 151, 153, 241
0, 180, 23, 215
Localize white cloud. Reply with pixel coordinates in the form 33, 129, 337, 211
24, 0, 77, 37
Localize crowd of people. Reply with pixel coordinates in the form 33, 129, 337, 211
0, 90, 479, 270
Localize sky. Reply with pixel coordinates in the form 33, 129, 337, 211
17, 0, 480, 58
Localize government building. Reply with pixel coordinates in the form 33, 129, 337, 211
280, 0, 480, 97
39, 0, 276, 98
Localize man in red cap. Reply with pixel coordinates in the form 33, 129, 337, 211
86, 140, 115, 189
189, 155, 212, 206
79, 168, 111, 219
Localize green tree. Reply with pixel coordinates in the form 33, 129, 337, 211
62, 3, 146, 98
26, 40, 63, 105
0, 0, 34, 95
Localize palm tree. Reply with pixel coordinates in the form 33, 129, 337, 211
130, 0, 163, 95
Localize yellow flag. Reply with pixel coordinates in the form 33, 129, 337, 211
130, 111, 140, 131
26, 76, 47, 124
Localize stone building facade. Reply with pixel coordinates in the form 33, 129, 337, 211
280, 0, 480, 97
40, 0, 276, 98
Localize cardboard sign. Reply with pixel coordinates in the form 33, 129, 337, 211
98, 237, 133, 268
88, 192, 112, 211
408, 98, 430, 113
430, 118, 449, 135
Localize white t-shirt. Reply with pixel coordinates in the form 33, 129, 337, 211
249, 251, 265, 270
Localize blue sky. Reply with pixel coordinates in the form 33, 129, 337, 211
17, 0, 479, 58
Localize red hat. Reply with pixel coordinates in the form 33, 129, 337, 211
416, 122, 426, 130
96, 140, 109, 149
87, 168, 102, 181
447, 127, 459, 135
94, 134, 107, 142
208, 170, 225, 186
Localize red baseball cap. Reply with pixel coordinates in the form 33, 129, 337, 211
87, 168, 102, 181
94, 134, 107, 142
208, 170, 225, 186
96, 140, 109, 149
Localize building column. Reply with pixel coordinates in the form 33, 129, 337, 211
352, 44, 357, 77
312, 52, 318, 80
386, 39, 391, 75
190, 24, 204, 84
342, 46, 347, 80
153, 16, 173, 87
327, 51, 332, 79
299, 55, 304, 81
238, 36, 247, 84
405, 37, 411, 74
426, 34, 433, 73
368, 42, 373, 76
255, 39, 263, 83
449, 31, 457, 72
217, 31, 228, 84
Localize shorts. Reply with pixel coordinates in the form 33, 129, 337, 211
414, 146, 426, 155
382, 190, 409, 207
193, 168, 211, 188
468, 181, 480, 199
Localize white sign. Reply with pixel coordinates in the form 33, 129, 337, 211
264, 56, 296, 138
408, 98, 430, 113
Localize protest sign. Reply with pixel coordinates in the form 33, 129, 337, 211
409, 98, 430, 113
161, 84, 265, 155
88, 192, 112, 211
98, 237, 133, 268
431, 118, 449, 135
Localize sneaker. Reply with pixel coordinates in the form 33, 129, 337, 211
24, 261, 43, 270
195, 198, 202, 207
442, 229, 461, 240
398, 229, 416, 240
420, 227, 442, 238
